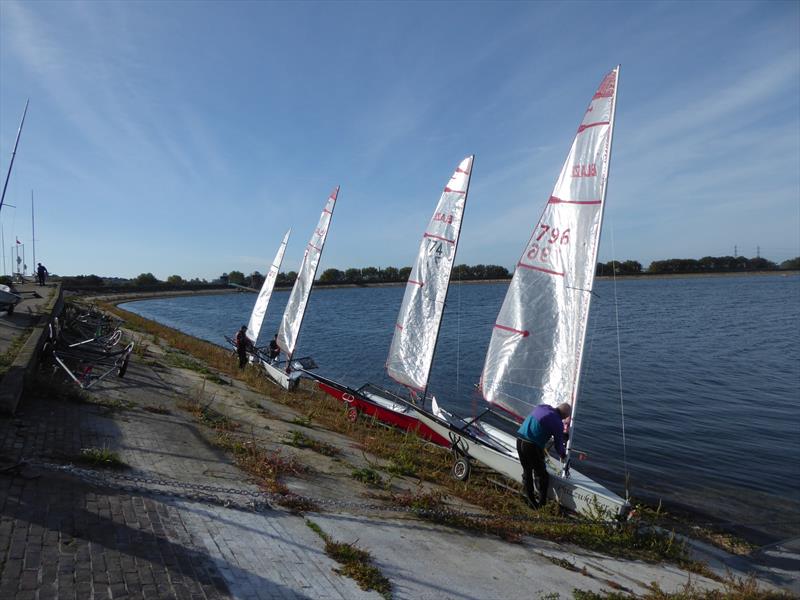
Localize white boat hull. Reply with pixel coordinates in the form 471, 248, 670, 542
261, 359, 302, 391
416, 409, 630, 519
0, 285, 21, 310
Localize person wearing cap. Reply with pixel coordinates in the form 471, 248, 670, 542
234, 325, 253, 369
516, 402, 572, 508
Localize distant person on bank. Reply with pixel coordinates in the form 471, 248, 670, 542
516, 402, 572, 508
268, 334, 280, 363
36, 263, 48, 286
234, 325, 253, 369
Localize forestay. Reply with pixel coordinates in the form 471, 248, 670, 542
277, 187, 339, 358
480, 67, 619, 421
386, 156, 474, 392
246, 229, 290, 342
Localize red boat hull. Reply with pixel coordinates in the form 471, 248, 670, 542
315, 380, 450, 447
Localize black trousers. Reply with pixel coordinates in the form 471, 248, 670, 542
516, 438, 548, 507
237, 348, 248, 368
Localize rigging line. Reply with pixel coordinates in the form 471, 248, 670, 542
610, 223, 630, 501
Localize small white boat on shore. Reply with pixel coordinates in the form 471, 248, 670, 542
0, 284, 22, 314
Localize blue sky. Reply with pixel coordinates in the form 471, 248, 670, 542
1, 0, 798, 279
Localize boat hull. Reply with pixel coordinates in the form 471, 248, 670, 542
0, 285, 21, 311
415, 409, 630, 519
261, 359, 302, 391
311, 374, 450, 447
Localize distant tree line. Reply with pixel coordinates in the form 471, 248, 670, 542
53, 256, 800, 291
596, 255, 799, 276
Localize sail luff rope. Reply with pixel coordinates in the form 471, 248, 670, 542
610, 223, 630, 501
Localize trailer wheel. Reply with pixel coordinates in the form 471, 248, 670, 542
451, 456, 471, 481
117, 354, 130, 378
346, 406, 359, 423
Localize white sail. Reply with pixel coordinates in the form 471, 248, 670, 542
480, 67, 619, 421
386, 156, 474, 392
246, 229, 291, 342
276, 187, 339, 358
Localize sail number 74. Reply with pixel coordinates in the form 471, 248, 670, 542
527, 225, 570, 262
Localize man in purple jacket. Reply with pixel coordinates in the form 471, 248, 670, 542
516, 402, 572, 508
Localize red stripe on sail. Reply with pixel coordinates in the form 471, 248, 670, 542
444, 187, 466, 194
309, 243, 322, 252
408, 280, 424, 287
577, 121, 609, 134
494, 324, 529, 337
323, 208, 333, 214
517, 262, 565, 277
395, 323, 403, 330
423, 233, 455, 244
455, 168, 470, 175
548, 196, 602, 205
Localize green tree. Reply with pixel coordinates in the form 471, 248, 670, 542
780, 257, 800, 270
250, 271, 265, 288
319, 268, 344, 283
228, 270, 246, 285
361, 266, 379, 282
382, 266, 400, 282
345, 268, 362, 283
134, 272, 159, 286
399, 266, 412, 280
166, 275, 185, 285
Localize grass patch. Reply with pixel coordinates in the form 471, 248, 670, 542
214, 432, 307, 496
178, 397, 239, 431
143, 404, 171, 415
305, 519, 392, 599
76, 447, 127, 469
351, 467, 385, 487
164, 349, 229, 385
284, 430, 341, 457
0, 328, 32, 377
289, 414, 314, 427
573, 572, 793, 599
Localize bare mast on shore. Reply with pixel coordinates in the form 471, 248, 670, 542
0, 99, 29, 215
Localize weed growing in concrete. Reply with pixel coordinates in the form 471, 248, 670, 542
573, 572, 792, 599
284, 430, 341, 457
143, 404, 171, 415
77, 447, 127, 469
351, 467, 384, 487
305, 519, 392, 599
289, 414, 314, 427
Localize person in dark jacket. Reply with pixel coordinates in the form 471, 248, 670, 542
268, 334, 280, 363
36, 263, 48, 286
516, 402, 572, 508
234, 325, 253, 369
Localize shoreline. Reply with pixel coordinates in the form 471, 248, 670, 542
78, 269, 800, 304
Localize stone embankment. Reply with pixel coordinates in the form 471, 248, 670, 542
0, 291, 796, 599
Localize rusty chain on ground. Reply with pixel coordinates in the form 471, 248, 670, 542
17, 460, 627, 526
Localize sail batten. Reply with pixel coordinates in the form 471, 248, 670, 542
385, 156, 474, 394
276, 187, 339, 357
480, 67, 619, 425
246, 229, 291, 342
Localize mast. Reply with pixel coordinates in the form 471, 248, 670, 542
31, 190, 35, 268
566, 65, 620, 460
0, 99, 29, 215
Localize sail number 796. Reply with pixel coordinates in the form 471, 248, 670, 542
526, 225, 570, 262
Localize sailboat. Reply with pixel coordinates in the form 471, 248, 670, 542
263, 187, 339, 390
313, 156, 474, 447
413, 67, 631, 518
227, 229, 291, 355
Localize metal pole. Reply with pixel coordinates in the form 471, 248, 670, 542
31, 190, 36, 268
0, 99, 29, 215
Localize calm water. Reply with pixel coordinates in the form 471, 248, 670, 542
123, 274, 800, 543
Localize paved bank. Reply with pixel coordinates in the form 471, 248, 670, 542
1, 304, 795, 598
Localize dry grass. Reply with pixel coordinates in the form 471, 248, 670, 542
305, 519, 392, 599
573, 572, 793, 599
